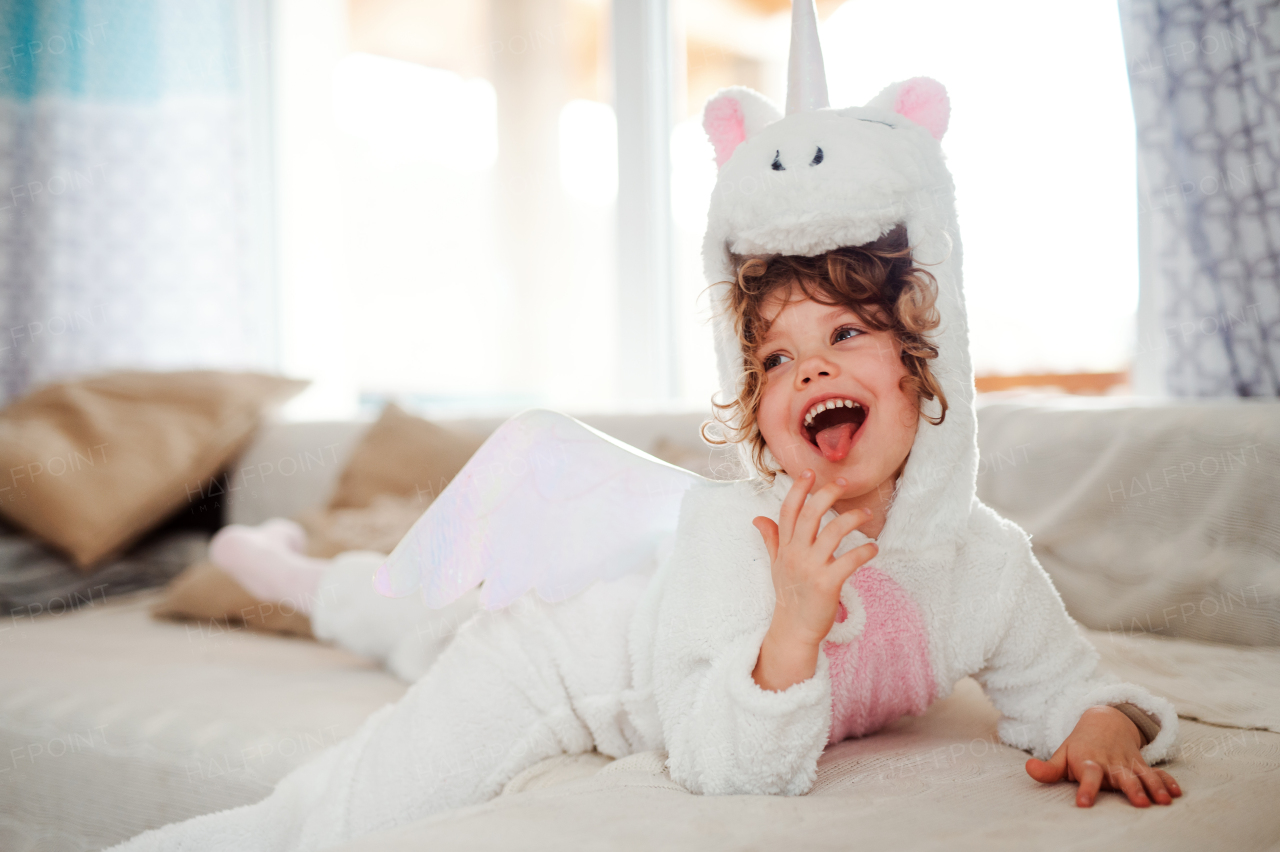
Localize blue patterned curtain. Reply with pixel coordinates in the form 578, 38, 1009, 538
0, 0, 274, 403
1120, 0, 1280, 397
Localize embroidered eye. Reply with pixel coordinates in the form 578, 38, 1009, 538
771, 150, 785, 171
810, 146, 824, 166
857, 118, 895, 129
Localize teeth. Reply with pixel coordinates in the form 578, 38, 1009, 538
803, 398, 862, 427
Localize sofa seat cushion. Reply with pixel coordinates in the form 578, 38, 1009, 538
0, 591, 406, 851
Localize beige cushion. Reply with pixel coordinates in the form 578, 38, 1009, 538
328, 403, 485, 509
296, 494, 428, 559
151, 559, 314, 638
0, 371, 307, 569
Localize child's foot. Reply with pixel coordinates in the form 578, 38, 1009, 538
209, 519, 327, 613
257, 517, 308, 554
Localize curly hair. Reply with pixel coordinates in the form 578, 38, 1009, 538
703, 223, 948, 481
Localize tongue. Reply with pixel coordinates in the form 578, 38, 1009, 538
815, 422, 857, 462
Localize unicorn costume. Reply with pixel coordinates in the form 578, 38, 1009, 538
110, 3, 1177, 850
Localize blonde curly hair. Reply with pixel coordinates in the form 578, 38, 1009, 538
702, 224, 948, 481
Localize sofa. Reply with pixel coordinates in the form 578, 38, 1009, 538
3, 400, 1278, 851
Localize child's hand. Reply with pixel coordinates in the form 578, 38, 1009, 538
752, 469, 878, 650
1025, 706, 1182, 808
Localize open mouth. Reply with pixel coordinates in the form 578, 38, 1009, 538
801, 398, 868, 463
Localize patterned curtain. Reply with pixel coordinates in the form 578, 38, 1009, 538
0, 0, 274, 405
1119, 0, 1280, 397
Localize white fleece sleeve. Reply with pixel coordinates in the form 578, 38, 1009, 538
650, 483, 833, 796
969, 507, 1178, 765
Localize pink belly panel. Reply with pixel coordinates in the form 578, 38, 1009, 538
822, 566, 935, 745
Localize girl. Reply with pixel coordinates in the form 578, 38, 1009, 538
112, 7, 1180, 850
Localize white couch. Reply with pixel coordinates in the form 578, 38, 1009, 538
3, 403, 1279, 851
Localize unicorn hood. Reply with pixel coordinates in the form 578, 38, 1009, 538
699, 0, 973, 560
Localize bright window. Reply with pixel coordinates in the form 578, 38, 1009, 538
672, 0, 1139, 382
278, 0, 1140, 420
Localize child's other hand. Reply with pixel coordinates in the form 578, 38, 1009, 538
1025, 706, 1182, 808
752, 469, 877, 650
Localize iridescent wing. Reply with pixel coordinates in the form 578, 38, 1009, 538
374, 409, 706, 609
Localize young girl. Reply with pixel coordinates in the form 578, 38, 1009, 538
112, 8, 1180, 850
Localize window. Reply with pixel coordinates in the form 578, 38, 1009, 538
276, 0, 1139, 419
671, 0, 1140, 384
277, 0, 620, 418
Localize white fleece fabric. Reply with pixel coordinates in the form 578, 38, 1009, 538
108, 572, 656, 852
309, 552, 482, 682
626, 475, 1178, 799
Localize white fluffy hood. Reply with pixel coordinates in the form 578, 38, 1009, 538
700, 76, 976, 557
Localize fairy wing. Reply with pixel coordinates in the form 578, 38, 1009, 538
374, 408, 706, 609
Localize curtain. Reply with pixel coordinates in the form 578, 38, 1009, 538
1119, 0, 1280, 396
0, 0, 274, 405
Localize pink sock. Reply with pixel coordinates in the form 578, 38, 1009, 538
257, 517, 308, 554
209, 519, 326, 614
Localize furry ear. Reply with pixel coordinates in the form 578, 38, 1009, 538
865, 77, 950, 141
703, 86, 783, 168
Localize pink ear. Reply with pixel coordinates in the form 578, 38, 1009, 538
892, 77, 950, 141
704, 94, 747, 169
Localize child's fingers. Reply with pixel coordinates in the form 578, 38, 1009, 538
793, 478, 847, 546
1024, 756, 1065, 784
752, 517, 780, 564
777, 471, 814, 544
1135, 764, 1173, 805
814, 507, 873, 559
831, 541, 878, 584
1155, 769, 1182, 797
1075, 760, 1104, 807
1105, 762, 1150, 807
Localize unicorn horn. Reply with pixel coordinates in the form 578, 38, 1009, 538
785, 0, 830, 114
